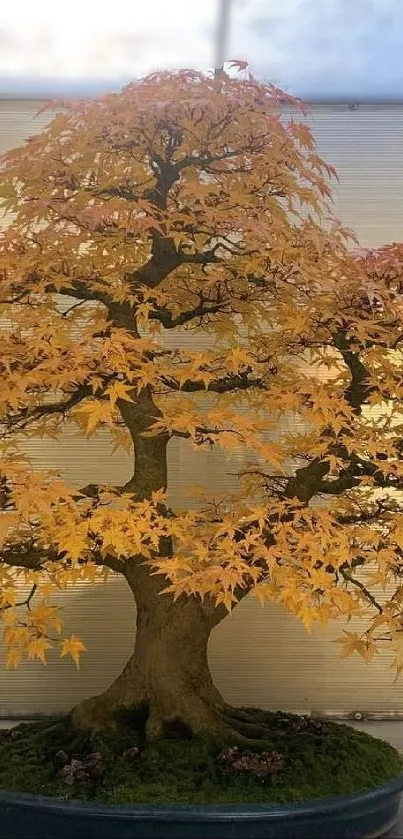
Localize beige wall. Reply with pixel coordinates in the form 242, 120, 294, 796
1, 100, 403, 716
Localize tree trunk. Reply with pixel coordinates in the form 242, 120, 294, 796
70, 561, 228, 742
70, 371, 251, 743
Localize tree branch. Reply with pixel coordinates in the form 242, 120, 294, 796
126, 238, 223, 292
149, 296, 229, 329
0, 547, 46, 570
277, 328, 384, 504
339, 567, 383, 614
162, 371, 268, 394
333, 329, 375, 410
1, 384, 93, 435
0, 543, 123, 575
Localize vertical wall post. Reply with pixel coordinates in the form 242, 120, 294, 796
214, 0, 232, 76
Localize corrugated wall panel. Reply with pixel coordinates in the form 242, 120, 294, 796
307, 104, 403, 248
1, 100, 403, 716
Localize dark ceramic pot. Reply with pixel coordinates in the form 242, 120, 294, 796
1, 774, 402, 839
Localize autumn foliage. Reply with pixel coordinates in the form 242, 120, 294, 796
0, 65, 403, 703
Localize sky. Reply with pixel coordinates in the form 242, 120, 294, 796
0, 0, 402, 99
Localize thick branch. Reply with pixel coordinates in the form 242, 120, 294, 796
333, 329, 375, 410
283, 459, 330, 503
127, 239, 223, 292
280, 329, 383, 503
317, 454, 403, 496
175, 147, 252, 172
162, 372, 268, 394
128, 239, 182, 290
149, 301, 226, 328
1, 385, 93, 435
0, 548, 44, 570
47, 281, 111, 306
0, 543, 123, 575
23, 264, 113, 306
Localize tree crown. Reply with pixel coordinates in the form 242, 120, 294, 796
0, 67, 403, 672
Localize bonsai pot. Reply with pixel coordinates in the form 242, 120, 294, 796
1, 773, 402, 839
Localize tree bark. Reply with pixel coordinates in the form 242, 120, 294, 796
70, 561, 229, 741
70, 348, 249, 744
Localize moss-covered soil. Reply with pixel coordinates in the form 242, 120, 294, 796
0, 708, 402, 806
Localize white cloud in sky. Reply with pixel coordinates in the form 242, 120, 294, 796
0, 0, 216, 77
0, 0, 402, 97
239, 0, 403, 97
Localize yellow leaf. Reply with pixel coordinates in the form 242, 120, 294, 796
299, 608, 318, 633
27, 636, 52, 663
30, 603, 63, 634
73, 400, 116, 435
2, 608, 17, 626
255, 441, 286, 472
6, 648, 23, 669
336, 631, 366, 660
90, 376, 104, 394
80, 563, 100, 583
226, 347, 251, 373
107, 381, 135, 408
0, 588, 16, 607
38, 582, 58, 597
56, 530, 89, 562
60, 634, 87, 668
216, 431, 240, 451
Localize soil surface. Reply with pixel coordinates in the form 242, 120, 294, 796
0, 708, 402, 806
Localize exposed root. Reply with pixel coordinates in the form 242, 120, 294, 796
223, 718, 274, 740
69, 693, 143, 735
69, 694, 272, 750
223, 705, 266, 723
69, 684, 280, 754
222, 704, 276, 742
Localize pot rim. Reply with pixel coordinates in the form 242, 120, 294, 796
1, 772, 403, 822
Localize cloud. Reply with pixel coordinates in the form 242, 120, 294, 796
0, 0, 402, 98
235, 0, 403, 97
0, 0, 215, 79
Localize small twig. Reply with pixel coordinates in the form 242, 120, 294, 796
60, 300, 87, 318
2, 583, 37, 612
340, 568, 383, 613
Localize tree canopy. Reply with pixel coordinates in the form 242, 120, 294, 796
0, 67, 403, 675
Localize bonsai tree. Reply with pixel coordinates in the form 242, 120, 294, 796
1, 66, 403, 746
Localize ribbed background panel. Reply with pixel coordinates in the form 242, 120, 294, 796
307, 104, 403, 248
1, 100, 403, 716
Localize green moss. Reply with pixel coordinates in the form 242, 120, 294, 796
0, 709, 402, 806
